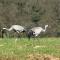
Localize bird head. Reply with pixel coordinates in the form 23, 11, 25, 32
1, 28, 7, 34
1, 28, 7, 31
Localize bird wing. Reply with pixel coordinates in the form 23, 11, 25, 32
12, 25, 24, 32
31, 27, 43, 36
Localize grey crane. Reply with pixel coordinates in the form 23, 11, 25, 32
1, 25, 26, 38
27, 25, 48, 39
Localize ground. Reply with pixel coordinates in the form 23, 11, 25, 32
0, 37, 60, 60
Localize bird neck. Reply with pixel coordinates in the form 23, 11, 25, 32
4, 28, 9, 31
42, 26, 48, 32
6, 27, 12, 31
8, 27, 12, 31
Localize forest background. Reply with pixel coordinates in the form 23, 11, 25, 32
0, 0, 60, 37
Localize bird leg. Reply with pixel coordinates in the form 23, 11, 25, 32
16, 31, 20, 38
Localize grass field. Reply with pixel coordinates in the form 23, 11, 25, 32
0, 37, 60, 60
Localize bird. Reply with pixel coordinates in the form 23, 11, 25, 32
1, 25, 26, 38
27, 25, 48, 39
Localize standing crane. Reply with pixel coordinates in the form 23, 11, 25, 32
1, 25, 26, 38
27, 25, 48, 39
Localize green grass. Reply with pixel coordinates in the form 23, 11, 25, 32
0, 37, 60, 60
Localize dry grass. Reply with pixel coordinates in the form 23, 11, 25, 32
26, 54, 60, 60
0, 54, 59, 60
